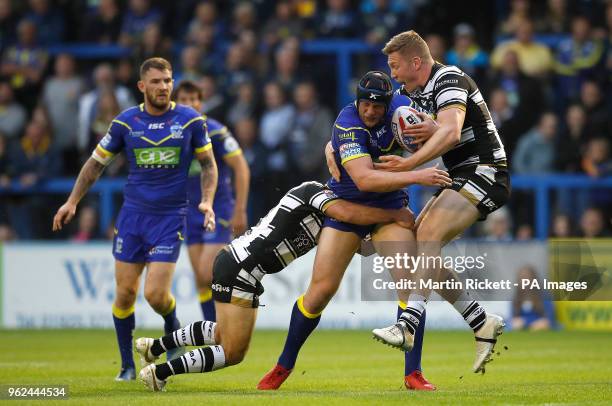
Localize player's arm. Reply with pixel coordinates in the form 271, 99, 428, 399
324, 200, 415, 229
376, 107, 465, 172
195, 147, 218, 231
344, 155, 451, 192
52, 157, 106, 231
224, 152, 250, 235
377, 75, 469, 172
53, 120, 125, 231
219, 132, 250, 235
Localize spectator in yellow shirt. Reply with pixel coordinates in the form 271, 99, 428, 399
491, 19, 553, 78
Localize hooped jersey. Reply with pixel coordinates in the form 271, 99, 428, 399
228, 182, 338, 275
399, 62, 507, 171
93, 102, 211, 215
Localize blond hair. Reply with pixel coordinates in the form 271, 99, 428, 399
382, 30, 432, 61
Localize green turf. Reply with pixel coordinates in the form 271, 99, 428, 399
0, 329, 610, 405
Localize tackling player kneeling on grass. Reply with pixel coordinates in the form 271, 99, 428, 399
134, 181, 416, 392
53, 58, 218, 381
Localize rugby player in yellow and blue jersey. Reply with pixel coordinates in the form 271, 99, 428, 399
259, 71, 452, 391
173, 80, 250, 322
52, 58, 218, 381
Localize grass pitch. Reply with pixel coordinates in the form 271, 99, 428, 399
0, 329, 611, 405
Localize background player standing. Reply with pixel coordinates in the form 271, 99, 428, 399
52, 58, 218, 381
173, 80, 250, 322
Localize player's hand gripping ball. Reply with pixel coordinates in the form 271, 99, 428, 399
391, 105, 423, 153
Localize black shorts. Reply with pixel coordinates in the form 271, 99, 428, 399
211, 248, 265, 308
433, 165, 511, 221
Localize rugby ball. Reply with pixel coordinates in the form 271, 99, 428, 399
391, 105, 422, 153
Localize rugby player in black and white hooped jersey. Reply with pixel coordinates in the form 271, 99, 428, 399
134, 181, 417, 391
367, 31, 510, 373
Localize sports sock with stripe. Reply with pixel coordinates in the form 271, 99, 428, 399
151, 321, 216, 357
399, 303, 426, 375
112, 304, 135, 369
277, 296, 321, 370
398, 294, 427, 335
452, 291, 486, 332
155, 346, 225, 380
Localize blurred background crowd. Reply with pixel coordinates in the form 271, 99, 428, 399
0, 0, 610, 242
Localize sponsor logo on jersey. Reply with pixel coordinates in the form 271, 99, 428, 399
148, 122, 165, 129
170, 123, 183, 139
434, 78, 459, 90
338, 131, 356, 141
339, 142, 363, 160
134, 147, 181, 168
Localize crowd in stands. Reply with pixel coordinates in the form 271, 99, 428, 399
0, 0, 610, 240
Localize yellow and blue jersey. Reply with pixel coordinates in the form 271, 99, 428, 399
187, 117, 241, 209
94, 102, 211, 216
327, 94, 412, 205
186, 117, 242, 245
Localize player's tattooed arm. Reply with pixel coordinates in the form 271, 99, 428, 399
196, 148, 218, 231
52, 157, 106, 231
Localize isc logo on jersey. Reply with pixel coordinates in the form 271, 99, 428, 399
134, 147, 180, 167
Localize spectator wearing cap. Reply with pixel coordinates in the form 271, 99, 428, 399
446, 23, 489, 84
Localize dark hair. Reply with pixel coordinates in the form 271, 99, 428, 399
172, 80, 203, 100
139, 57, 172, 79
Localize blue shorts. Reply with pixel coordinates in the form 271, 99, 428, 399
186, 200, 234, 245
323, 194, 408, 239
113, 208, 185, 263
